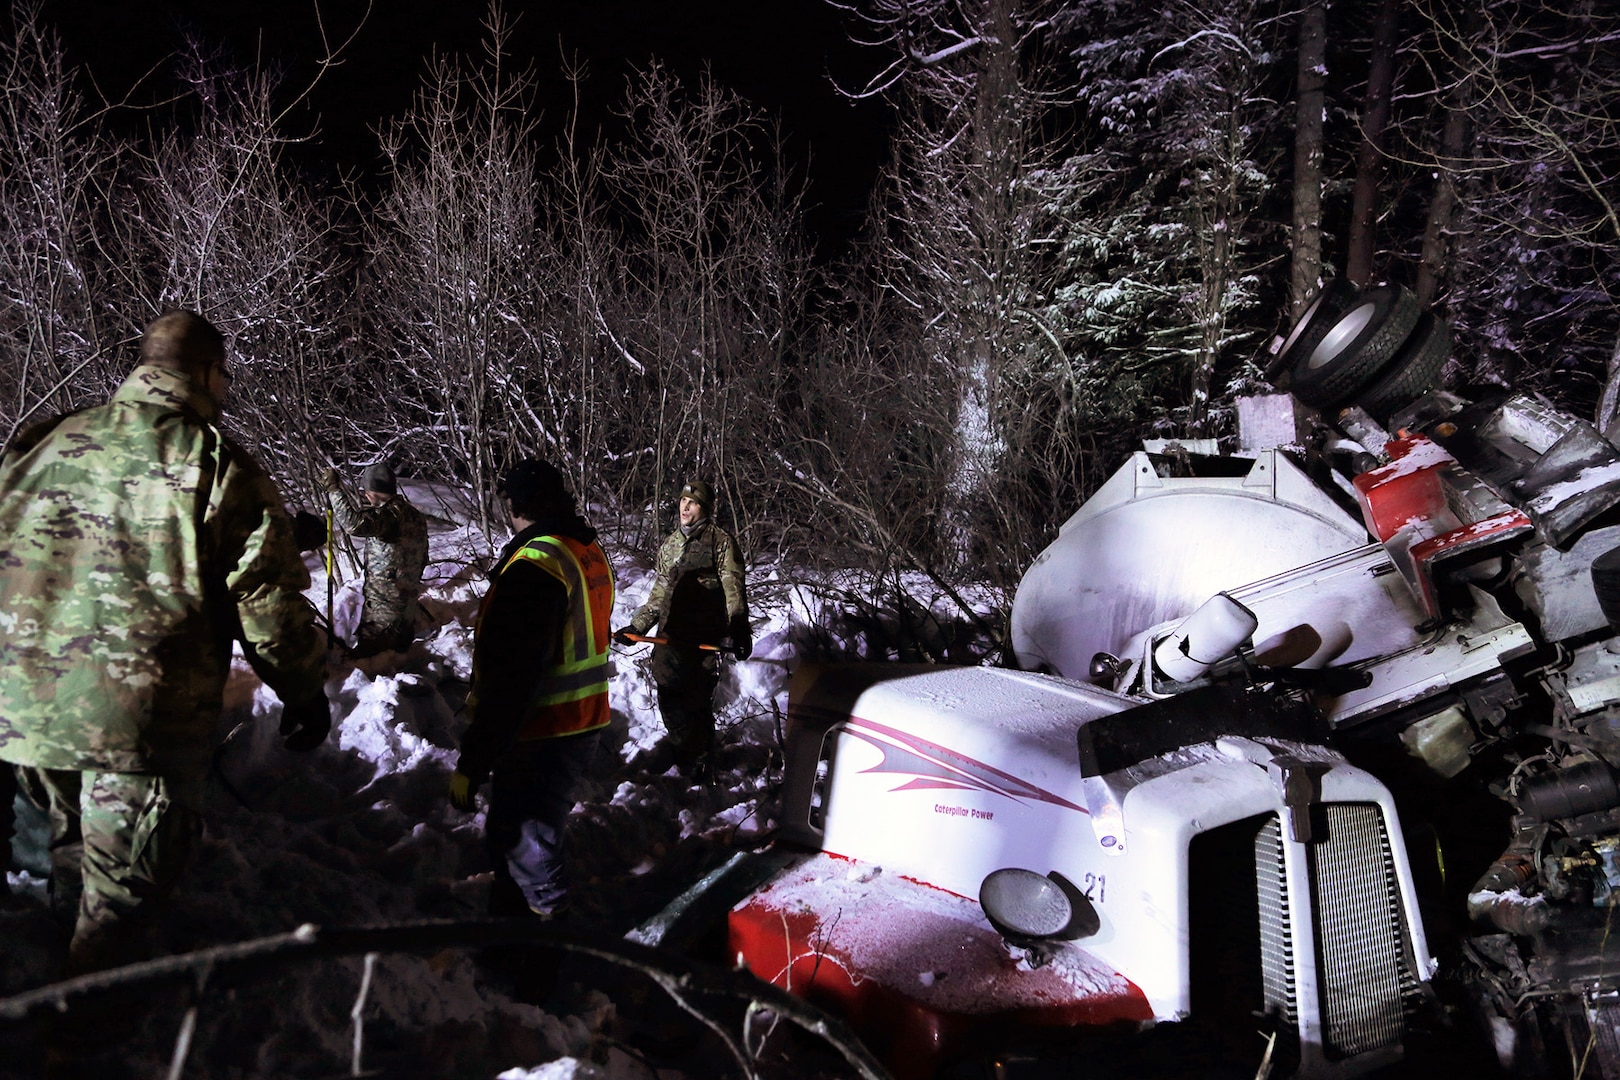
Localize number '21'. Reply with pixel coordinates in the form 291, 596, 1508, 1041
1082, 872, 1106, 904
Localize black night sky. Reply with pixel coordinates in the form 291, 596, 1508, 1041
39, 0, 892, 250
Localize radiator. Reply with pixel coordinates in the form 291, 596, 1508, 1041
1255, 803, 1420, 1060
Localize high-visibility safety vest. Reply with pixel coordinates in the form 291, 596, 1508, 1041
492, 533, 615, 740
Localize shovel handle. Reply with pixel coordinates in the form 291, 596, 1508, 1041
621, 632, 732, 654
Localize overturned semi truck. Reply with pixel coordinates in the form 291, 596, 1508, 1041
654, 281, 1620, 1078
733, 663, 1433, 1079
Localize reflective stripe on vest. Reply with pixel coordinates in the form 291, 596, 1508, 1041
500, 534, 615, 737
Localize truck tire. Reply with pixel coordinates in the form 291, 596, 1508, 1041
1593, 544, 1620, 628
1289, 284, 1421, 410
1267, 277, 1358, 386
1355, 312, 1451, 423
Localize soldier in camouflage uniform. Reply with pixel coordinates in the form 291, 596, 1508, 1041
320, 462, 429, 657
0, 310, 331, 976
614, 480, 751, 771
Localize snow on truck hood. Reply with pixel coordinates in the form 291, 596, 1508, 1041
790, 662, 1134, 764
730, 851, 1152, 1023
783, 664, 1135, 908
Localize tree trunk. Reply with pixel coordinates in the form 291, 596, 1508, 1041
1288, 0, 1328, 319
1346, 0, 1400, 287
1415, 105, 1466, 308
1597, 326, 1620, 437
1416, 71, 1471, 307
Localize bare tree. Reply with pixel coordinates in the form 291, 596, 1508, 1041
1288, 0, 1329, 319
1345, 0, 1402, 287
0, 5, 125, 449
600, 62, 812, 548
1403, 0, 1620, 415
832, 0, 1073, 575
1414, 42, 1471, 309
115, 44, 358, 492
762, 251, 995, 656
367, 6, 546, 544
545, 55, 621, 520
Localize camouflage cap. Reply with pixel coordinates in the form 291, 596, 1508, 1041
678, 480, 713, 512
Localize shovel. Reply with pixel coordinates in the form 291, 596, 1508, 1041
617, 631, 739, 656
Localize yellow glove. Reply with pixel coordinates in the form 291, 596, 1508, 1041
448, 772, 476, 812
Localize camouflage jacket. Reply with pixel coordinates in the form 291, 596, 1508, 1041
326, 489, 428, 633
629, 519, 747, 646
0, 364, 327, 778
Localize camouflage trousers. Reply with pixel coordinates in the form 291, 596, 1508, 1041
354, 597, 419, 657
13, 766, 200, 975
651, 645, 720, 767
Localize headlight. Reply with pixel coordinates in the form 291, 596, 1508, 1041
979, 868, 1098, 941
1089, 651, 1123, 684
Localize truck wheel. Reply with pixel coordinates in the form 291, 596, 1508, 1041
1289, 284, 1421, 410
1355, 312, 1451, 423
1593, 544, 1620, 628
1267, 277, 1357, 386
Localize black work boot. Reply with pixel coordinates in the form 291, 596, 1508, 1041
684, 752, 713, 783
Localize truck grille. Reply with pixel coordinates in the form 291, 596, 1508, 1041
1309, 803, 1419, 1057
1256, 816, 1297, 1024
1192, 804, 1419, 1068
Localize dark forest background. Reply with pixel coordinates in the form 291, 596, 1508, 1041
1, 0, 1615, 649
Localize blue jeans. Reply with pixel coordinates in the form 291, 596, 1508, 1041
485, 731, 599, 915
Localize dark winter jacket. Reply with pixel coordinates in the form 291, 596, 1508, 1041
456, 512, 612, 782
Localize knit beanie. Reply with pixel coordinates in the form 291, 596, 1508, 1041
362, 462, 397, 496
678, 480, 714, 513
500, 459, 573, 519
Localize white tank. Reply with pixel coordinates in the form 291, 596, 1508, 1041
1010, 450, 1370, 679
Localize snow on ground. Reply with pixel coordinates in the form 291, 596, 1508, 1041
0, 483, 995, 1079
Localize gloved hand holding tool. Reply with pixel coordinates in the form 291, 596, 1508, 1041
611, 629, 742, 656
